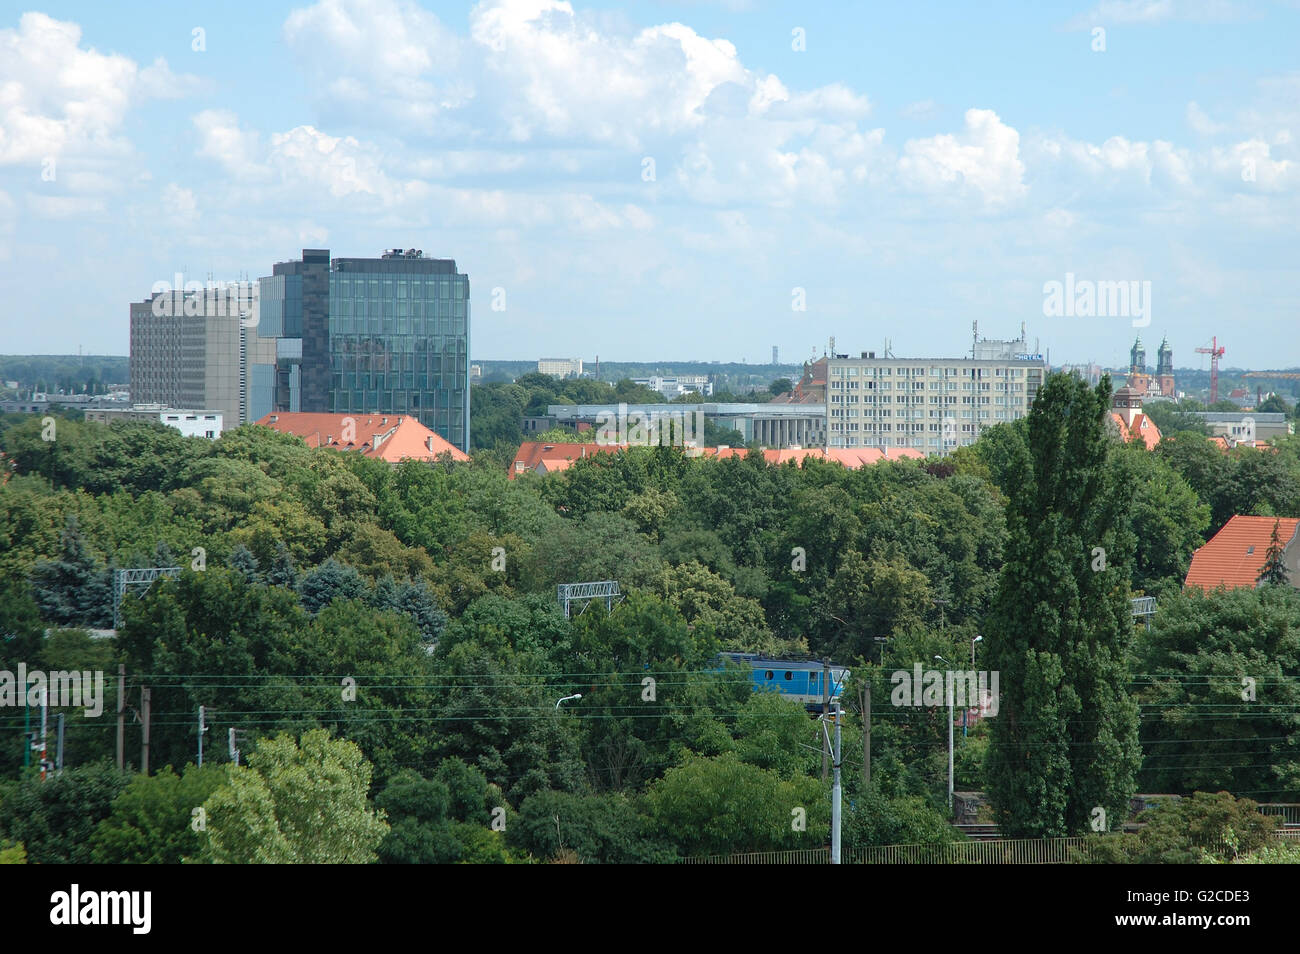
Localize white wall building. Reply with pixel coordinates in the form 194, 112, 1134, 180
82, 404, 224, 439
826, 348, 1047, 453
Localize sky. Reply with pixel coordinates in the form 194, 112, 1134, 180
0, 0, 1297, 369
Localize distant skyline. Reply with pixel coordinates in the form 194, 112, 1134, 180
1, 1, 1297, 369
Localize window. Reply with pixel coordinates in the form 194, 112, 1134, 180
784, 671, 793, 680
765, 670, 774, 680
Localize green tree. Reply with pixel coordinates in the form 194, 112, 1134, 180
0, 761, 129, 864
509, 790, 675, 863
1083, 792, 1278, 864
984, 373, 1142, 838
644, 753, 829, 857
28, 515, 112, 627
1257, 519, 1290, 586
202, 729, 389, 864
90, 765, 226, 863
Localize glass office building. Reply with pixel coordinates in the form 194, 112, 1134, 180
254, 249, 470, 452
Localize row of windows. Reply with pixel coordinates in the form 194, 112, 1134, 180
830, 380, 1024, 392
332, 298, 466, 318
330, 313, 467, 336
330, 278, 466, 300
832, 365, 1027, 378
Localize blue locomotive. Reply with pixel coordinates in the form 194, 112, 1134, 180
719, 653, 850, 711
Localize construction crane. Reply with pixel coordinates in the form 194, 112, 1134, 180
1195, 336, 1226, 404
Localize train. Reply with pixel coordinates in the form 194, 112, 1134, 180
718, 653, 851, 711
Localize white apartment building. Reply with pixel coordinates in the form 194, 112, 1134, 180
826, 351, 1047, 453
538, 358, 584, 378
632, 375, 714, 399
83, 404, 224, 439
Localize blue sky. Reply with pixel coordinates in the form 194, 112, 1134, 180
1, 0, 1297, 369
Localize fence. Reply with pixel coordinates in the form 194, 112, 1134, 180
682, 828, 1300, 864
682, 837, 1098, 865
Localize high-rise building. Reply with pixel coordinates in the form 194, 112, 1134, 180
255, 249, 471, 453
129, 283, 274, 431
825, 335, 1047, 453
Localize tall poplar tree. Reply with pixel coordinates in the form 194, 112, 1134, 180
984, 373, 1142, 837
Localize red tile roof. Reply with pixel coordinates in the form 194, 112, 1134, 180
1184, 515, 1300, 591
256, 413, 469, 463
509, 441, 623, 478
508, 441, 926, 477
1109, 411, 1162, 449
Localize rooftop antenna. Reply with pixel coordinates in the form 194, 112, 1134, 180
972, 320, 978, 360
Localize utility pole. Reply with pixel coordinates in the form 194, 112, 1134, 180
862, 684, 871, 789
822, 705, 843, 864
197, 705, 206, 767
946, 687, 954, 816
116, 664, 125, 770
56, 712, 64, 773
832, 705, 842, 864
821, 659, 830, 781
140, 687, 151, 776
228, 728, 240, 766
936, 654, 954, 817
38, 686, 48, 781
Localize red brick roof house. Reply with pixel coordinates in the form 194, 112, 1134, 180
1108, 386, 1162, 450
256, 413, 469, 463
1184, 515, 1300, 591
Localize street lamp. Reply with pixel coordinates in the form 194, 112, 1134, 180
555, 693, 582, 710
964, 635, 983, 738
935, 654, 953, 817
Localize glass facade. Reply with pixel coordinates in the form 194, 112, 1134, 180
251, 249, 471, 452
327, 264, 469, 450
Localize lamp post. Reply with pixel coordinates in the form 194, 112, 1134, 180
964, 635, 983, 737
935, 654, 953, 817
555, 693, 582, 710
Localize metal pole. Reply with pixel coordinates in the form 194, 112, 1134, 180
198, 705, 205, 767
947, 684, 954, 817
116, 664, 125, 770
831, 706, 842, 864
39, 686, 48, 781
821, 659, 830, 782
141, 687, 151, 776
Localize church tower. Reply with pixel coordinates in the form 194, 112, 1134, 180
1130, 336, 1147, 375
1156, 335, 1175, 397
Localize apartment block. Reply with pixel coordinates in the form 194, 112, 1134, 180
826, 345, 1047, 453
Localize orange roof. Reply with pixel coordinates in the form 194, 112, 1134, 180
1184, 515, 1300, 591
702, 446, 926, 468
510, 441, 623, 478
1109, 411, 1162, 450
256, 413, 469, 463
509, 441, 926, 477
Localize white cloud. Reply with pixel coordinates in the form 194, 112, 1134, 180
0, 13, 200, 165
898, 109, 1027, 206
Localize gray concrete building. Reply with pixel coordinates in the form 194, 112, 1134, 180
129, 285, 274, 431
826, 339, 1047, 453
1194, 411, 1293, 443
